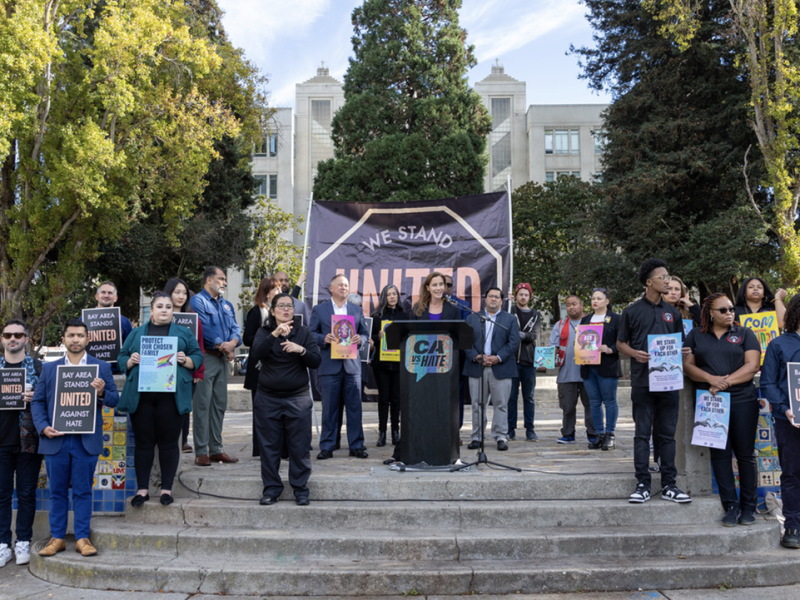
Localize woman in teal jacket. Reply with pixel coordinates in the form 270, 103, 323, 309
118, 292, 203, 507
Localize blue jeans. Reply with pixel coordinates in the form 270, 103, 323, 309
319, 370, 364, 452
508, 364, 536, 436
45, 434, 97, 540
0, 447, 42, 545
582, 369, 619, 435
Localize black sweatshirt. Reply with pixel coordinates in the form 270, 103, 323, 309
251, 321, 321, 397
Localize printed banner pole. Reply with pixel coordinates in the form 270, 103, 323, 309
507, 174, 514, 310
301, 194, 314, 301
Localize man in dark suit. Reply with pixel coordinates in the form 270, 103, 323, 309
31, 319, 119, 558
463, 288, 520, 451
310, 274, 369, 459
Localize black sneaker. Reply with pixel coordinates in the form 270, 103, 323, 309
739, 509, 756, 526
781, 529, 800, 549
721, 506, 739, 527
629, 484, 650, 504
467, 440, 481, 450
661, 485, 692, 503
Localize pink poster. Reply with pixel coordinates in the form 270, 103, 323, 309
331, 315, 358, 360
574, 324, 603, 365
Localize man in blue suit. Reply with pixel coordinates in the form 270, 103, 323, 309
31, 319, 119, 558
463, 288, 520, 451
310, 274, 369, 459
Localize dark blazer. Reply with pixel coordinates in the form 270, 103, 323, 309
579, 311, 622, 379
309, 300, 369, 376
243, 305, 267, 391
31, 354, 120, 456
410, 302, 462, 321
117, 323, 204, 415
463, 310, 520, 380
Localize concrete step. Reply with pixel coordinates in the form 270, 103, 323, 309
32, 543, 793, 596
125, 496, 724, 530
173, 471, 674, 502
84, 517, 778, 561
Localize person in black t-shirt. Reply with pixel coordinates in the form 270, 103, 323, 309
684, 293, 761, 527
617, 258, 692, 505
0, 320, 43, 567
734, 276, 787, 329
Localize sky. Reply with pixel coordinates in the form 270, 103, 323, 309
216, 0, 612, 109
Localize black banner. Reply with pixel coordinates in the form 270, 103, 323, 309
83, 307, 122, 364
173, 312, 198, 338
305, 192, 511, 317
0, 368, 26, 410
53, 364, 98, 434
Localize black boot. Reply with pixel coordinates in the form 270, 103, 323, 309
602, 433, 615, 451
377, 432, 387, 447
392, 430, 400, 446
588, 433, 605, 450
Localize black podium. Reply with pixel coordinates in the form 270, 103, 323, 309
385, 320, 473, 466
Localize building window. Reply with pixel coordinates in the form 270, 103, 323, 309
570, 130, 580, 155
269, 174, 278, 199
311, 100, 334, 180
545, 171, 555, 182
545, 130, 553, 155
253, 175, 267, 196
490, 98, 512, 191
555, 129, 569, 154
593, 130, 605, 155
547, 128, 580, 155
269, 133, 278, 157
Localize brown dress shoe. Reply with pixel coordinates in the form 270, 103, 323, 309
75, 538, 97, 556
194, 454, 211, 466
209, 453, 239, 464
38, 538, 66, 556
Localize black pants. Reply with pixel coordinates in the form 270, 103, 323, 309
130, 394, 183, 491
711, 400, 759, 511
181, 382, 196, 447
631, 387, 679, 489
253, 390, 312, 498
374, 367, 400, 433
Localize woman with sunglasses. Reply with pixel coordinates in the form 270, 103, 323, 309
684, 293, 761, 526
118, 292, 204, 507
734, 277, 787, 329
761, 294, 800, 548
580, 288, 621, 451
249, 293, 321, 506
371, 285, 409, 447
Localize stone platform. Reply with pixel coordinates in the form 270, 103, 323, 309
28, 383, 800, 595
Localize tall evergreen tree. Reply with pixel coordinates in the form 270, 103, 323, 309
572, 0, 776, 298
313, 0, 491, 203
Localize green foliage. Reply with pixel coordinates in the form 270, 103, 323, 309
313, 0, 491, 203
573, 0, 776, 299
513, 177, 606, 320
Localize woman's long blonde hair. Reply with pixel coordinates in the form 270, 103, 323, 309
413, 271, 446, 317
666, 275, 691, 320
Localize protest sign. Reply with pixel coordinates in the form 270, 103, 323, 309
574, 324, 603, 365
682, 319, 693, 337
787, 362, 800, 422
648, 333, 684, 391
0, 368, 25, 410
740, 311, 779, 365
53, 364, 98, 434
82, 307, 122, 363
172, 313, 198, 338
534, 346, 556, 369
691, 390, 731, 449
380, 320, 400, 362
138, 336, 178, 393
331, 315, 357, 360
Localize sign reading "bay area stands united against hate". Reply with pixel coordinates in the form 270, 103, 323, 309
82, 307, 122, 364
53, 364, 98, 434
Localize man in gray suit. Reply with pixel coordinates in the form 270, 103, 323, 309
463, 287, 520, 452
309, 274, 370, 459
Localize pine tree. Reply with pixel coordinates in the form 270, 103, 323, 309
313, 0, 491, 203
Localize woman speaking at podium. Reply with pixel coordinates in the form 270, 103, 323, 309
411, 272, 461, 321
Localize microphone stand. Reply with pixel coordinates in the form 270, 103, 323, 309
447, 296, 520, 473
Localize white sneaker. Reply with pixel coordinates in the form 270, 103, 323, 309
629, 483, 651, 504
15, 541, 30, 565
661, 485, 692, 503
0, 543, 10, 567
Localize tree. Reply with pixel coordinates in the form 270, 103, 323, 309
238, 197, 304, 311
642, 0, 800, 287
513, 177, 604, 321
572, 0, 776, 298
313, 0, 491, 203
0, 1, 241, 336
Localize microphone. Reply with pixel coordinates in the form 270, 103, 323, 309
442, 294, 459, 306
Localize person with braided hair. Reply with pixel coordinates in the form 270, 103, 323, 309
684, 292, 761, 527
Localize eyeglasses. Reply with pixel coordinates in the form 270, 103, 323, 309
486, 295, 502, 300
712, 307, 735, 314
275, 304, 294, 310
2, 332, 25, 340
651, 275, 672, 282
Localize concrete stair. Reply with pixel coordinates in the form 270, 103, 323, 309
30, 473, 793, 595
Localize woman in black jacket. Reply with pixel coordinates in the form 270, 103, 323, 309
411, 272, 461, 321
250, 293, 321, 506
580, 288, 621, 451
371, 285, 409, 447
